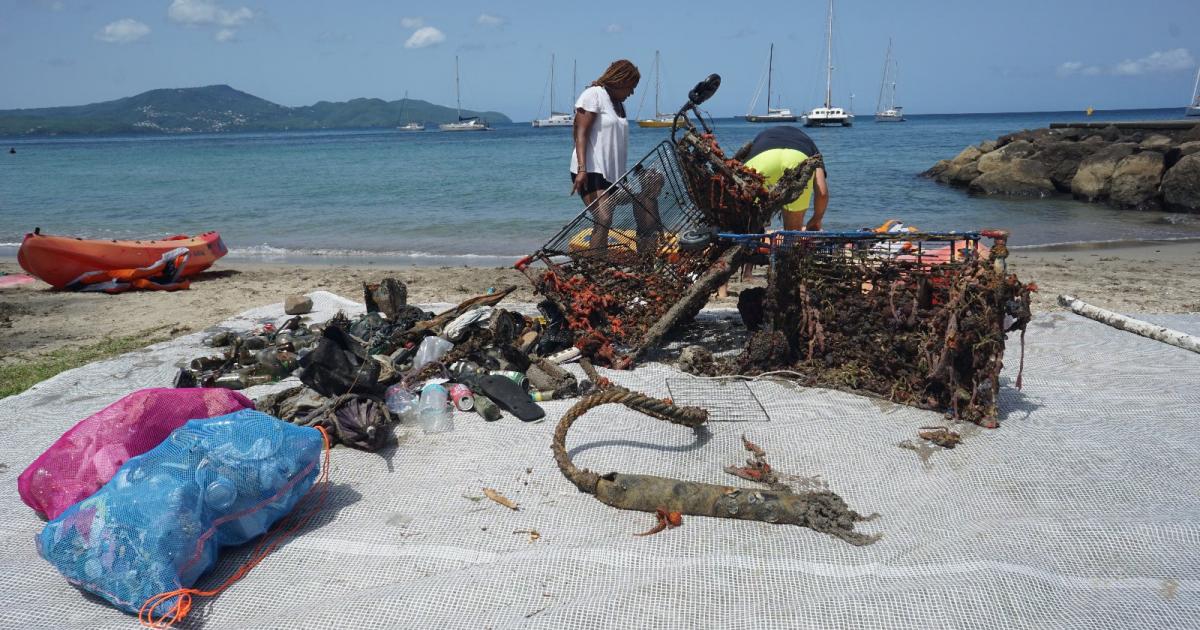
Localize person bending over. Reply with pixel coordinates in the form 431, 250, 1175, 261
719, 126, 829, 297
744, 125, 829, 232
569, 59, 640, 256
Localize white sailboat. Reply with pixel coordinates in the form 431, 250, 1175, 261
638, 50, 683, 128
440, 56, 489, 132
803, 0, 854, 127
532, 54, 574, 128
1187, 66, 1200, 117
745, 43, 798, 123
874, 39, 905, 123
397, 91, 425, 131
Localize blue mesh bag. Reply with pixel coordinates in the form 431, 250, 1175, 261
36, 409, 326, 620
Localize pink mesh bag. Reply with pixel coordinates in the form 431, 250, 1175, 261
18, 388, 254, 520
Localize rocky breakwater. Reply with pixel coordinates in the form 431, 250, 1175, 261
923, 123, 1200, 212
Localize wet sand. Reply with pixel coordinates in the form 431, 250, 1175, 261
2, 239, 1198, 366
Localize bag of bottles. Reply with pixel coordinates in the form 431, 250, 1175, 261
19, 388, 254, 520
37, 410, 326, 620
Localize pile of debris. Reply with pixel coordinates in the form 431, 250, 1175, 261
177, 279, 593, 451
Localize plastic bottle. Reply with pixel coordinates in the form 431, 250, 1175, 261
418, 383, 454, 434
412, 336, 454, 371
385, 384, 418, 426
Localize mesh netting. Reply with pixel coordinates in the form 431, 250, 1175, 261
18, 388, 254, 520
35, 410, 323, 616
726, 230, 1032, 426
521, 141, 717, 365
2, 295, 1198, 628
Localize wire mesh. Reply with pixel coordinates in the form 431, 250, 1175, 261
732, 229, 1030, 427
538, 141, 707, 261
666, 377, 769, 422
521, 141, 717, 364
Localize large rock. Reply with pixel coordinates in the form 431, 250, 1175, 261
1109, 152, 1165, 209
1034, 141, 1099, 192
1161, 154, 1200, 212
1177, 141, 1200, 157
284, 295, 313, 315
942, 161, 981, 186
951, 145, 983, 164
924, 159, 951, 179
977, 140, 1038, 173
1139, 134, 1173, 152
1070, 142, 1137, 201
968, 158, 1054, 197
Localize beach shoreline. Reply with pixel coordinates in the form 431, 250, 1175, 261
2, 239, 1198, 373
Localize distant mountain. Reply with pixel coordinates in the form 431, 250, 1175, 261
0, 85, 511, 136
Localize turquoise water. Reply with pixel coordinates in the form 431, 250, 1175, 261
3, 108, 1198, 266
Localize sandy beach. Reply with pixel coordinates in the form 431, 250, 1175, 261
2, 240, 1198, 370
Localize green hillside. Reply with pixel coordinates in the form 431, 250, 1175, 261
0, 85, 511, 136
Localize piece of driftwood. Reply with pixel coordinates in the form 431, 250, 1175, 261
1058, 294, 1200, 354
628, 245, 745, 366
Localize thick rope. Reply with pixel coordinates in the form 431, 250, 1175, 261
552, 371, 707, 494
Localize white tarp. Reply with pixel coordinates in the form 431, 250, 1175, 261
1, 292, 1197, 628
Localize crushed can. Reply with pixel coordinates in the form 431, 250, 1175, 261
448, 383, 475, 411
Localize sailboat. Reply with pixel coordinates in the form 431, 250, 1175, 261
532, 54, 574, 128
1186, 66, 1200, 117
397, 91, 425, 131
745, 43, 797, 123
874, 39, 905, 122
803, 0, 853, 127
638, 50, 683, 128
439, 56, 489, 132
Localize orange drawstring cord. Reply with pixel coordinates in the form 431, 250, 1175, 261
138, 426, 332, 629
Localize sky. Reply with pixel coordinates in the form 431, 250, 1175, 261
2, 0, 1199, 120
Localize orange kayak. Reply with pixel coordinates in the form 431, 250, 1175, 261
17, 230, 227, 289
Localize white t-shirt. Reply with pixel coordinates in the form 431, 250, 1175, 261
569, 85, 629, 184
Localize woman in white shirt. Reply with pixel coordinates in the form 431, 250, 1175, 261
569, 60, 640, 255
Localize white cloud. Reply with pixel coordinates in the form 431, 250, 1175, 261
215, 28, 236, 43
606, 23, 622, 33
1112, 48, 1194, 75
168, 0, 254, 28
401, 16, 423, 29
1056, 61, 1083, 77
96, 18, 150, 44
1082, 66, 1101, 76
477, 13, 504, 27
405, 26, 445, 49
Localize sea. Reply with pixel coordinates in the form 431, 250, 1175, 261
3, 107, 1198, 267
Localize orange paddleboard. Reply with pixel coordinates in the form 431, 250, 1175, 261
17, 230, 227, 289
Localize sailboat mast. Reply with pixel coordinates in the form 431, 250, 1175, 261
455, 56, 463, 119
767, 43, 774, 113
825, 0, 834, 108
876, 39, 890, 114
1193, 66, 1200, 105
654, 50, 661, 116
890, 62, 899, 110
550, 54, 556, 114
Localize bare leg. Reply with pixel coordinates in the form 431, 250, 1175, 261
586, 190, 614, 258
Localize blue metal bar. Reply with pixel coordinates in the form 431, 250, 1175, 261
716, 230, 983, 242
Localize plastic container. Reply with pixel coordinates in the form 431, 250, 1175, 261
412, 336, 454, 371
385, 384, 418, 425
419, 383, 454, 434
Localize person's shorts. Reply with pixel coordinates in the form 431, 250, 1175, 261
570, 172, 613, 198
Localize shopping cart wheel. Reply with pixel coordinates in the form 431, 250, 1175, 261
678, 229, 714, 252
